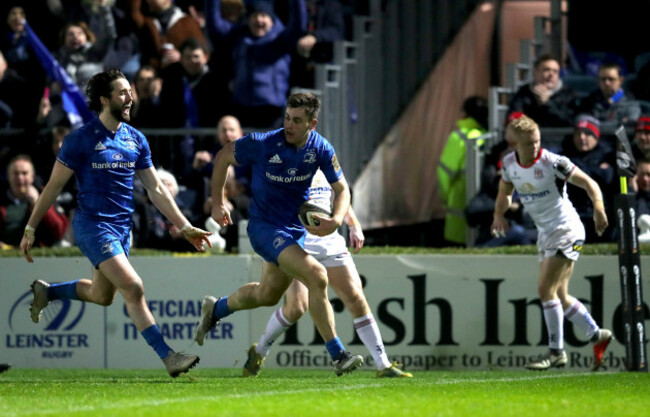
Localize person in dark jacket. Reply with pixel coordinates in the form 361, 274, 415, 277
578, 62, 640, 127
560, 114, 616, 242
507, 54, 578, 129
204, 0, 307, 128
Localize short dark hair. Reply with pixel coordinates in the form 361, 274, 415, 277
180, 37, 208, 55
135, 65, 157, 80
599, 62, 622, 75
286, 93, 320, 120
85, 69, 127, 113
534, 54, 559, 69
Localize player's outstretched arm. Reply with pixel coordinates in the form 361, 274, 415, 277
568, 167, 609, 236
211, 142, 238, 227
491, 179, 515, 238
137, 167, 212, 252
20, 161, 74, 263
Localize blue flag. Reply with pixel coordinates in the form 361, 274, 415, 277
23, 20, 93, 128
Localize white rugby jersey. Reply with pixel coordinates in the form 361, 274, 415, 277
501, 149, 582, 234
303, 170, 348, 257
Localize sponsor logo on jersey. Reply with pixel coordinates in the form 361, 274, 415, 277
265, 171, 312, 183
273, 236, 285, 249
269, 154, 282, 164
534, 168, 543, 178
112, 153, 124, 160
95, 142, 107, 151
92, 161, 136, 169
303, 151, 317, 163
287, 168, 298, 176
520, 182, 536, 193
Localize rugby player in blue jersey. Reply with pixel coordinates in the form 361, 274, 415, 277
19, 69, 211, 378
195, 93, 364, 376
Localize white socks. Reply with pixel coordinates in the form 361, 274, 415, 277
255, 310, 392, 370
564, 300, 599, 340
256, 309, 293, 357
542, 299, 564, 351
354, 314, 391, 370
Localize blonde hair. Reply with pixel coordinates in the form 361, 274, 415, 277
507, 115, 538, 140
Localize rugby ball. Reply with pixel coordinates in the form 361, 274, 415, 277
298, 200, 332, 226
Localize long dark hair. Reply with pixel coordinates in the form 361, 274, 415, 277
85, 69, 126, 113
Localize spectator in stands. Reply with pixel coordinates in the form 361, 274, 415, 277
129, 0, 206, 69
189, 115, 250, 251
560, 115, 616, 242
158, 37, 226, 128
204, 0, 307, 128
130, 65, 162, 128
0, 155, 69, 248
157, 37, 227, 178
632, 115, 650, 161
465, 111, 537, 247
578, 62, 640, 127
65, 0, 141, 80
507, 54, 577, 128
56, 20, 116, 88
437, 96, 488, 246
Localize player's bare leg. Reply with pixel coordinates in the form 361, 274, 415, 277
98, 254, 198, 377
277, 245, 335, 341
196, 261, 292, 346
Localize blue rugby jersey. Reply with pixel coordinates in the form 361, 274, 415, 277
57, 118, 153, 223
234, 128, 343, 229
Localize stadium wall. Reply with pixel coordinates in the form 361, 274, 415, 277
1, 255, 648, 371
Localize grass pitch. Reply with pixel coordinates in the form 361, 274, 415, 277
0, 368, 648, 417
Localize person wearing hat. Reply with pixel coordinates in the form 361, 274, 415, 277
204, 0, 308, 128
632, 115, 650, 161
560, 114, 616, 242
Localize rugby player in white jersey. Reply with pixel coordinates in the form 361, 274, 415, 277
241, 170, 412, 378
491, 115, 613, 371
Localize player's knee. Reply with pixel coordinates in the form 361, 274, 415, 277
305, 264, 328, 292
95, 291, 116, 306
285, 300, 308, 321
121, 279, 145, 302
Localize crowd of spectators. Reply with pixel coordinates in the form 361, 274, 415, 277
0, 0, 364, 252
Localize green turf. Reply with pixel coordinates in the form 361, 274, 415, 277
0, 369, 648, 417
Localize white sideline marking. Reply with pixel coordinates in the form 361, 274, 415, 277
3, 372, 612, 417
